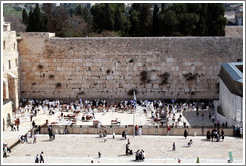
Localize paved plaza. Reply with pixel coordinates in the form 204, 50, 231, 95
3, 105, 244, 164
3, 134, 244, 164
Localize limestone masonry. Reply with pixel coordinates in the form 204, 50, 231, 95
18, 32, 243, 101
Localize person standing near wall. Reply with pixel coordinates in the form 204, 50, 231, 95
184, 129, 188, 139
139, 126, 142, 136
135, 125, 138, 136
221, 129, 224, 141
15, 118, 20, 131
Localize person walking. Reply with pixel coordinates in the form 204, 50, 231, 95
206, 130, 211, 141
122, 130, 125, 139
35, 154, 39, 163
33, 134, 37, 144
15, 118, 20, 131
221, 129, 224, 141
32, 120, 36, 128
39, 151, 44, 163
112, 132, 115, 139
184, 129, 188, 139
172, 142, 176, 151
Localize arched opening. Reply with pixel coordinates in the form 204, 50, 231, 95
14, 43, 16, 50
4, 40, 6, 50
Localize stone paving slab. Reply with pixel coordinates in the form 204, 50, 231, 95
3, 134, 243, 164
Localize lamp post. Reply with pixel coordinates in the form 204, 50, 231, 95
133, 107, 135, 138
133, 91, 136, 138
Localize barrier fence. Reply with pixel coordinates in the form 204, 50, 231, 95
40, 125, 234, 136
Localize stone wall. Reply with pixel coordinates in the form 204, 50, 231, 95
18, 32, 243, 101
40, 125, 234, 136
225, 26, 243, 37
3, 23, 19, 108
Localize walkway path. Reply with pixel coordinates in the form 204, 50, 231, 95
3, 135, 243, 164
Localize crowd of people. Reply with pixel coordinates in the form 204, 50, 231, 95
3, 98, 243, 163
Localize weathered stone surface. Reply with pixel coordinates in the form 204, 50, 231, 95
18, 33, 243, 100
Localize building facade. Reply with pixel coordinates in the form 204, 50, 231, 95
2, 19, 20, 130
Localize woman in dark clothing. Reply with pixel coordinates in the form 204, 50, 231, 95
184, 129, 188, 139
206, 130, 211, 141
221, 130, 225, 141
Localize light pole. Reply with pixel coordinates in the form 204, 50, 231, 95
133, 107, 135, 138
133, 91, 136, 138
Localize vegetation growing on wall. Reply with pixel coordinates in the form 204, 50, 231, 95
183, 72, 198, 81
56, 82, 61, 88
37, 64, 43, 69
127, 88, 138, 96
140, 70, 150, 84
159, 72, 170, 85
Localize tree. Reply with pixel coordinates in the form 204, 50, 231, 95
32, 3, 42, 31
114, 4, 124, 31
103, 4, 114, 30
60, 15, 92, 37
76, 4, 82, 16
42, 3, 55, 15
50, 6, 69, 34
195, 3, 208, 36
81, 7, 92, 24
5, 15, 26, 32
128, 7, 140, 36
26, 9, 33, 32
91, 3, 114, 32
138, 4, 152, 36
22, 9, 28, 25
207, 3, 227, 36
152, 5, 159, 36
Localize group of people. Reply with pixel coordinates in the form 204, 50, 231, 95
206, 129, 225, 142
98, 130, 108, 142
134, 125, 142, 136
10, 118, 20, 131
35, 151, 44, 163
233, 126, 243, 138
135, 149, 145, 161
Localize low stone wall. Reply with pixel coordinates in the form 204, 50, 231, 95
40, 125, 233, 136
